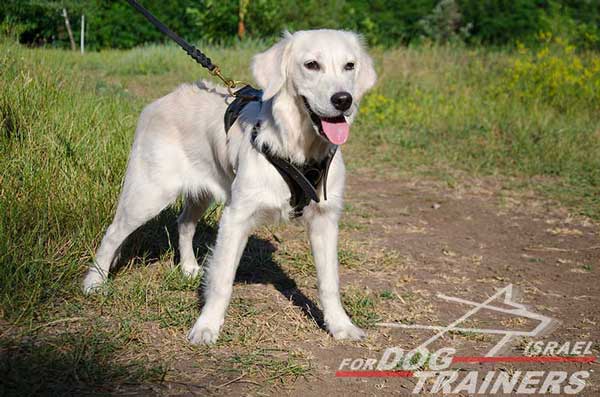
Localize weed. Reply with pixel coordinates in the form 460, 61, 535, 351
342, 288, 382, 328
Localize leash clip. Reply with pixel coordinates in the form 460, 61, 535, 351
211, 66, 244, 96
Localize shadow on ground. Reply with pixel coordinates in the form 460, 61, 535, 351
4, 207, 323, 395
112, 207, 324, 327
0, 329, 165, 396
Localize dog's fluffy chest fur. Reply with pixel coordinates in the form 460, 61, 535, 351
223, 89, 344, 222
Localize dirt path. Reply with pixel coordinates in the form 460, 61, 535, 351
132, 172, 600, 396
121, 169, 598, 396
8, 169, 598, 396
203, 170, 599, 396
267, 170, 598, 396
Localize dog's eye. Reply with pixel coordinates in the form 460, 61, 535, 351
344, 62, 355, 71
304, 61, 320, 71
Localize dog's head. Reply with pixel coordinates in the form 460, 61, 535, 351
252, 30, 377, 145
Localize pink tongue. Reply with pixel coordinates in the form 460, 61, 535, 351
321, 118, 350, 145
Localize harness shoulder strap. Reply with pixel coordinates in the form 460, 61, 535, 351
320, 146, 337, 201
224, 85, 263, 133
262, 149, 320, 203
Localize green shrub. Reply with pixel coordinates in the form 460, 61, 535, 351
503, 33, 600, 112
4, 0, 599, 49
458, 0, 547, 45
419, 0, 472, 43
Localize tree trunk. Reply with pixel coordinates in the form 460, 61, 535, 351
238, 20, 245, 40
62, 8, 76, 51
238, 0, 249, 40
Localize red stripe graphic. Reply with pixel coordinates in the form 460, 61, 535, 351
335, 356, 597, 377
335, 370, 414, 377
452, 356, 597, 363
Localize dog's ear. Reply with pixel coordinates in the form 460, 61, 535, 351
252, 32, 293, 101
354, 36, 377, 100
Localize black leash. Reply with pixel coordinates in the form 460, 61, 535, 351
125, 0, 240, 92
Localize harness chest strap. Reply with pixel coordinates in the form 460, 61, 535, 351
224, 85, 337, 217
252, 123, 338, 217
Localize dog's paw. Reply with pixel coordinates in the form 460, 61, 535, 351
82, 269, 106, 295
187, 318, 220, 345
180, 261, 202, 279
329, 322, 366, 341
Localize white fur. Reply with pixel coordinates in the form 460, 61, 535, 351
82, 29, 377, 344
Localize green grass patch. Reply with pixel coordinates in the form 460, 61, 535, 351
1, 320, 167, 395
342, 288, 382, 328
226, 348, 311, 384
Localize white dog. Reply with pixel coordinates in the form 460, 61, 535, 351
83, 29, 377, 344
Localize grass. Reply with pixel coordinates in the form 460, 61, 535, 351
226, 349, 310, 383
1, 34, 599, 392
1, 321, 168, 395
342, 287, 382, 328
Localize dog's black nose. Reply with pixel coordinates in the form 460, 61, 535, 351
330, 91, 353, 111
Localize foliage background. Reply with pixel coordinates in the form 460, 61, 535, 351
1, 0, 599, 49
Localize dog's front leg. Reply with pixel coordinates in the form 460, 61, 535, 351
187, 205, 251, 345
307, 210, 365, 340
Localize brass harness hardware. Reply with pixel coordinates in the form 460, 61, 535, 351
211, 66, 245, 96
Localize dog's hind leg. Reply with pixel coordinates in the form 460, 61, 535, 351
83, 164, 180, 294
177, 195, 212, 278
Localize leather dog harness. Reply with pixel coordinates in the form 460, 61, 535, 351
224, 85, 337, 218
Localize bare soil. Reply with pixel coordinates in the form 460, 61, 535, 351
9, 169, 599, 396
281, 170, 600, 396
206, 169, 599, 396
